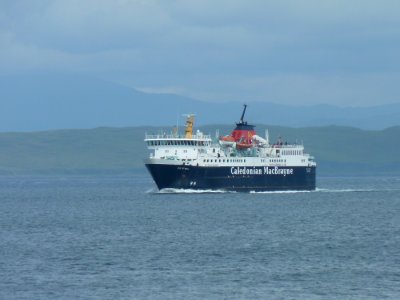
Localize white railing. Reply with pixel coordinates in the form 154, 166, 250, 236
145, 134, 212, 140
271, 144, 304, 148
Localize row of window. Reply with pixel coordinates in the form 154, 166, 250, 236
271, 159, 286, 163
202, 158, 287, 163
282, 150, 302, 156
147, 140, 209, 146
203, 159, 246, 163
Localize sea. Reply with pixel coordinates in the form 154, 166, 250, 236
1, 175, 399, 299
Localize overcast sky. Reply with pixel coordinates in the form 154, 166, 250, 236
1, 0, 400, 106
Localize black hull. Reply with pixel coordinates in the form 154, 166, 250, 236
146, 164, 316, 192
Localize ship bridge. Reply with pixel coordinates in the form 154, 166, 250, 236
144, 114, 212, 160
145, 133, 212, 148
144, 132, 212, 160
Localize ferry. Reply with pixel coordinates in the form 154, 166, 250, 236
144, 105, 316, 192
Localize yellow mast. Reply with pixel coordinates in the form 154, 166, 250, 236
184, 114, 195, 138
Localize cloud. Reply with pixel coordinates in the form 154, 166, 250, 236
1, 0, 173, 52
0, 0, 400, 106
145, 72, 400, 107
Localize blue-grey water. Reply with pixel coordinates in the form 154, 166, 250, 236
1, 175, 399, 299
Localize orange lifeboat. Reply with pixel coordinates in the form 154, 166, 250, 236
219, 135, 236, 147
236, 143, 253, 150
235, 136, 253, 150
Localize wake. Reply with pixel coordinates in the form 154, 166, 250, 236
147, 188, 234, 194
250, 188, 379, 194
146, 187, 394, 194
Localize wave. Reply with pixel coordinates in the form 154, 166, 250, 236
249, 190, 313, 194
150, 188, 234, 194
249, 187, 385, 194
250, 188, 379, 194
147, 187, 390, 194
145, 188, 159, 194
315, 188, 377, 193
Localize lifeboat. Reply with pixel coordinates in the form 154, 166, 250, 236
236, 142, 253, 150
219, 135, 236, 147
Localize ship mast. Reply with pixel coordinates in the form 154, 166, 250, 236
184, 114, 195, 138
238, 104, 247, 125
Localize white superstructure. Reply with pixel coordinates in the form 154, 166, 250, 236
144, 119, 316, 169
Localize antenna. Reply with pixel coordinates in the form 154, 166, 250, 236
239, 104, 247, 124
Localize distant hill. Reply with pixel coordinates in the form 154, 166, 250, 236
1, 72, 400, 131
0, 125, 399, 175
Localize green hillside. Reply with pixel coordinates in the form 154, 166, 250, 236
0, 125, 399, 175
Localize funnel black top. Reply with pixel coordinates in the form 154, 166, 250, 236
235, 104, 255, 130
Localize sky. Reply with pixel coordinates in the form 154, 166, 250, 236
1, 0, 400, 107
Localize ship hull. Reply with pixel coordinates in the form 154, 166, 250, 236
145, 162, 316, 192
